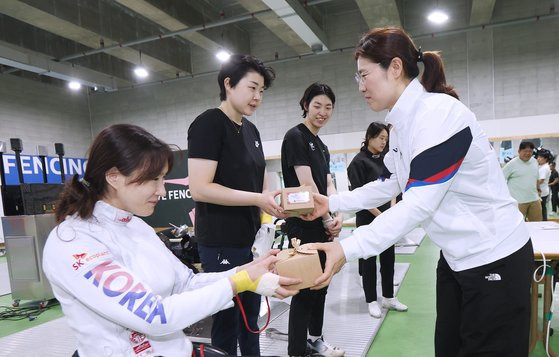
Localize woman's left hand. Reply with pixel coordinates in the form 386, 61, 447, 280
305, 241, 347, 290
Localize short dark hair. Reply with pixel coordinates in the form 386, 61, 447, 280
536, 148, 553, 162
55, 124, 173, 223
217, 54, 275, 101
362, 122, 388, 148
299, 82, 336, 118
519, 141, 535, 151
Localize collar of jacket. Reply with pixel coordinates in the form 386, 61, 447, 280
385, 77, 425, 129
94, 200, 134, 225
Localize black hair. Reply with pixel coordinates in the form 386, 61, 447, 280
354, 27, 459, 100
218, 54, 276, 101
519, 141, 535, 151
299, 82, 336, 118
536, 148, 554, 162
361, 122, 389, 149
55, 124, 173, 223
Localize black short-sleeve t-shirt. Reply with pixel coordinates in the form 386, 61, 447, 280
187, 108, 265, 247
281, 123, 330, 227
550, 170, 558, 192
347, 148, 392, 226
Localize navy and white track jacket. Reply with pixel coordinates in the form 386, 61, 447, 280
334, 79, 529, 271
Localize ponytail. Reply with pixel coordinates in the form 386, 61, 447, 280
55, 174, 99, 224
420, 51, 459, 100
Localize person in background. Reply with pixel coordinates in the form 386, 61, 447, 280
502, 141, 542, 221
43, 124, 299, 357
304, 27, 533, 357
537, 149, 552, 221
347, 121, 407, 318
281, 82, 344, 357
549, 161, 558, 215
187, 54, 287, 356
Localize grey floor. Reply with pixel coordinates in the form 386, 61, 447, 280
0, 317, 77, 357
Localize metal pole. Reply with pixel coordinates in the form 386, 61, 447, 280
39, 156, 48, 183
57, 0, 337, 62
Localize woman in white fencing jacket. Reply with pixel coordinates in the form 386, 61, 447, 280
43, 124, 298, 357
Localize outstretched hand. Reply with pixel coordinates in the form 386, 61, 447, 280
301, 193, 330, 221
304, 241, 347, 290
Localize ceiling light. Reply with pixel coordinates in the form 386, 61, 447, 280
427, 10, 449, 24
216, 50, 231, 62
134, 66, 149, 78
68, 81, 81, 90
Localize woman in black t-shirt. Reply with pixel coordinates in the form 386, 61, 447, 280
187, 55, 288, 356
347, 122, 408, 319
280, 83, 345, 357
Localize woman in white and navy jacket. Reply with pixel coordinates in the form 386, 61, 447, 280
305, 27, 533, 356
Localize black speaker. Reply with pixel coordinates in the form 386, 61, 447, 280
10, 138, 23, 152
2, 184, 63, 216
55, 143, 65, 156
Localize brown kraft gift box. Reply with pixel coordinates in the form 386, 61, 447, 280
275, 239, 322, 290
280, 186, 315, 217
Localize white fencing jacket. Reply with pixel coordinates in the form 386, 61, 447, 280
334, 79, 529, 272
43, 201, 236, 357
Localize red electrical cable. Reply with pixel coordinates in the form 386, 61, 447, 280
235, 295, 271, 333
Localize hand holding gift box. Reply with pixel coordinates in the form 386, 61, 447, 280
275, 238, 323, 290
280, 186, 315, 217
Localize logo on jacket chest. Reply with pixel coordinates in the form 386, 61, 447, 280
255, 140, 260, 148
309, 142, 315, 151
392, 146, 403, 158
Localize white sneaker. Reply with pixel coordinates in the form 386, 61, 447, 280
368, 301, 382, 318
307, 336, 345, 357
382, 297, 408, 312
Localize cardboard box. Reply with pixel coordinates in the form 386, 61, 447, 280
276, 242, 322, 290
280, 186, 315, 216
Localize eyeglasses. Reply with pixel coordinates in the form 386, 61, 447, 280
354, 72, 367, 85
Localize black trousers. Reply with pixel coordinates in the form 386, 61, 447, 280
358, 245, 395, 303
435, 239, 533, 357
198, 245, 261, 356
541, 195, 549, 221
551, 187, 558, 212
285, 220, 329, 356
